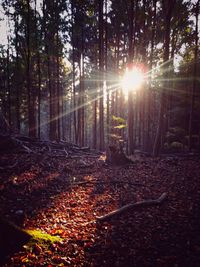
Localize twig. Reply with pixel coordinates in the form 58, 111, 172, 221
96, 192, 167, 222
71, 180, 144, 187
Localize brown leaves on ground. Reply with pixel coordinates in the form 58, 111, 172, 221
0, 152, 200, 267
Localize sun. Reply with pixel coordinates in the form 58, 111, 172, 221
121, 67, 144, 95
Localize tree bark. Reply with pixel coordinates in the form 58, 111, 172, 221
99, 0, 105, 150
189, 0, 199, 151
127, 0, 136, 155
153, 0, 175, 157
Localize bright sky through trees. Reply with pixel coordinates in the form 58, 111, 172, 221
121, 67, 145, 95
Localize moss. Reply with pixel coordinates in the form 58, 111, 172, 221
24, 229, 63, 250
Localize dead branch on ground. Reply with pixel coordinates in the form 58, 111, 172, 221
96, 192, 167, 222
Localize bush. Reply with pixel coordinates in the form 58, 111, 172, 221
165, 127, 186, 148
170, 141, 184, 151
165, 132, 177, 143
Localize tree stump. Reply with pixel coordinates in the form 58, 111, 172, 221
106, 145, 132, 165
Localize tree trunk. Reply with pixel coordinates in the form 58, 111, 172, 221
35, 0, 41, 139
189, 0, 199, 151
145, 0, 157, 153
56, 31, 61, 141
99, 0, 105, 151
14, 13, 20, 132
6, 44, 11, 126
127, 0, 136, 155
153, 0, 175, 157
26, 0, 36, 138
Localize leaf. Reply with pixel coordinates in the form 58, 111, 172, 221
51, 229, 64, 236
33, 244, 42, 255
114, 124, 126, 129
112, 115, 126, 124
20, 256, 29, 263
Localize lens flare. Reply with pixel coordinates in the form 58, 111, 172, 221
121, 67, 144, 95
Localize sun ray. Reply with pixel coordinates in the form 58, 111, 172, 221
120, 67, 145, 96
36, 83, 120, 129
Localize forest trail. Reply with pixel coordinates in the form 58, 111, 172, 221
0, 151, 200, 266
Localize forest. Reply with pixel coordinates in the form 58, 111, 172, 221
0, 0, 200, 266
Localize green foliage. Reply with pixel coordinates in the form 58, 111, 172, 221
112, 115, 126, 125
109, 115, 126, 145
24, 229, 62, 251
114, 124, 126, 129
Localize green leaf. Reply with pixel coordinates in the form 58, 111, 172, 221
114, 124, 126, 129
112, 115, 126, 124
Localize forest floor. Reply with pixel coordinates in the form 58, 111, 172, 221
0, 148, 200, 267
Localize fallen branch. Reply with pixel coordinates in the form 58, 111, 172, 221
21, 144, 32, 153
71, 180, 144, 187
96, 192, 167, 222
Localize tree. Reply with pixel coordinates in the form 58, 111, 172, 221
153, 0, 176, 157
127, 0, 136, 155
188, 0, 199, 151
98, 0, 105, 150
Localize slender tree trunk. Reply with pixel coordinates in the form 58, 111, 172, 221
35, 0, 41, 139
14, 14, 20, 132
127, 0, 136, 154
73, 54, 77, 143
128, 91, 134, 154
189, 0, 199, 151
56, 31, 60, 141
61, 80, 66, 141
26, 0, 31, 136
48, 52, 53, 140
153, 0, 175, 156
6, 42, 11, 127
26, 0, 32, 137
37, 52, 41, 139
145, 0, 157, 152
93, 51, 98, 149
26, 0, 37, 137
99, 0, 105, 150
78, 48, 85, 146
105, 0, 110, 145
71, 1, 78, 143
93, 98, 97, 149
80, 28, 85, 146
